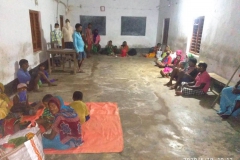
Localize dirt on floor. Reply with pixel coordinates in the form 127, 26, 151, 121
28, 54, 240, 160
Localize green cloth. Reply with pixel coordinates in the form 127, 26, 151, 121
106, 45, 117, 55
42, 108, 54, 118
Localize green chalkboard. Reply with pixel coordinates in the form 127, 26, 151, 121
121, 16, 146, 36
80, 16, 106, 35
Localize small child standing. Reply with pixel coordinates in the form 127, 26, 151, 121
69, 91, 90, 124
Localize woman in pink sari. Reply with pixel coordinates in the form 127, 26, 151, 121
160, 50, 183, 77
93, 29, 101, 53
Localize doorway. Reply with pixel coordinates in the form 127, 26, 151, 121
60, 15, 64, 48
162, 18, 170, 45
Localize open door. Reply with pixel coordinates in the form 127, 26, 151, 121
60, 15, 64, 48
162, 18, 170, 45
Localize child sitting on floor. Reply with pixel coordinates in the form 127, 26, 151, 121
69, 91, 90, 124
36, 94, 55, 131
39, 64, 58, 84
120, 41, 129, 57
11, 83, 39, 116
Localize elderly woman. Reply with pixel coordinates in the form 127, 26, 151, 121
42, 96, 83, 150
217, 80, 240, 119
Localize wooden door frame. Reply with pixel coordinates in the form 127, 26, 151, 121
60, 15, 64, 48
162, 18, 170, 45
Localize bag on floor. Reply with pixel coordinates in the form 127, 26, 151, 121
0, 126, 45, 160
128, 49, 137, 56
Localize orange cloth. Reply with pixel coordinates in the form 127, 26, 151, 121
44, 102, 123, 154
21, 107, 44, 123
146, 52, 156, 58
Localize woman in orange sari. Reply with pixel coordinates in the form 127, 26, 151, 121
120, 41, 129, 57
143, 43, 161, 58
85, 23, 93, 58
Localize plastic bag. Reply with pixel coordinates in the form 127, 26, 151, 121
0, 127, 45, 160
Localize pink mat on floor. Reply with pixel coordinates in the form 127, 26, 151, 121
44, 102, 124, 154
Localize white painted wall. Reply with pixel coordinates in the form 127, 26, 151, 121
67, 0, 160, 48
157, 0, 240, 83
0, 0, 66, 84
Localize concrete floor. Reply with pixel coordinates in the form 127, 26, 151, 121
29, 55, 240, 160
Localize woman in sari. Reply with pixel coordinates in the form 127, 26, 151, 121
143, 43, 161, 58
42, 96, 83, 150
85, 23, 93, 58
0, 83, 12, 107
92, 29, 101, 53
217, 80, 240, 119
160, 54, 182, 77
120, 41, 129, 57
155, 52, 172, 68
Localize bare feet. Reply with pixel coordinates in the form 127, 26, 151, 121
170, 84, 177, 90
160, 70, 165, 77
164, 82, 172, 86
175, 91, 182, 96
78, 69, 85, 73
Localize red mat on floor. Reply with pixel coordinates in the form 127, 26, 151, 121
44, 102, 124, 154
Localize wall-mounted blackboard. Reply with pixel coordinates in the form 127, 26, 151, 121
121, 17, 146, 36
80, 16, 106, 35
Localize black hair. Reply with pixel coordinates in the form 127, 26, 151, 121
198, 62, 208, 69
88, 23, 92, 26
75, 23, 82, 29
109, 40, 112, 43
39, 64, 45, 68
73, 91, 83, 100
19, 59, 28, 67
188, 57, 197, 65
55, 23, 59, 27
42, 94, 53, 102
157, 43, 161, 46
65, 19, 70, 23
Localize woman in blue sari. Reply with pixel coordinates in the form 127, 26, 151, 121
42, 96, 83, 150
217, 80, 240, 118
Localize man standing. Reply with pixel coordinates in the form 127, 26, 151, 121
62, 19, 74, 49
85, 23, 93, 58
73, 23, 85, 73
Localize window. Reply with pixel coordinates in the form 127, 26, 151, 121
29, 10, 42, 52
189, 16, 204, 54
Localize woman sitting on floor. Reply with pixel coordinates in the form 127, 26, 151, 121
155, 51, 172, 68
0, 83, 12, 107
42, 96, 83, 150
156, 45, 172, 62
165, 57, 199, 90
106, 40, 117, 56
160, 53, 182, 77
217, 80, 240, 119
143, 43, 161, 58
120, 41, 129, 57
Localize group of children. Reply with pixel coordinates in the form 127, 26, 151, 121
0, 82, 89, 141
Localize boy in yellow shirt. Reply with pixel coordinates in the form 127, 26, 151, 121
69, 91, 90, 124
